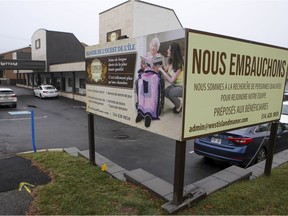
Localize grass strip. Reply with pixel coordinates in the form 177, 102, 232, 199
22, 151, 165, 215
22, 151, 288, 215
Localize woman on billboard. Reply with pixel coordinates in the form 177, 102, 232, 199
158, 42, 184, 114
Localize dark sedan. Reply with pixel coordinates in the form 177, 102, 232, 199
194, 122, 288, 167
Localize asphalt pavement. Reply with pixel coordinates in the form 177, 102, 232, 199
0, 155, 50, 215
0, 85, 227, 187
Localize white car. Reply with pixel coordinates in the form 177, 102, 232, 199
280, 101, 288, 123
0, 88, 17, 108
34, 85, 59, 99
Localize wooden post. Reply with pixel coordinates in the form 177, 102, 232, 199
173, 140, 186, 205
264, 121, 278, 176
88, 112, 96, 165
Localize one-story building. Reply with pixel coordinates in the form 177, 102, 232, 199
0, 0, 182, 102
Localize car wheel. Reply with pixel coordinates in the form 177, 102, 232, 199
40, 93, 43, 99
256, 147, 266, 164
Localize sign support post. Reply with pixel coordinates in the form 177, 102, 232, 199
173, 140, 186, 205
88, 112, 96, 165
31, 110, 37, 153
264, 121, 278, 176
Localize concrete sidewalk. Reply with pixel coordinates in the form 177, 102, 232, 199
66, 147, 288, 213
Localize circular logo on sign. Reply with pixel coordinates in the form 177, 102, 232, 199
90, 59, 102, 82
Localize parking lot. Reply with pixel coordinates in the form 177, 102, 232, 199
0, 86, 228, 185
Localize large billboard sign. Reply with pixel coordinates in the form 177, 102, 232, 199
85, 29, 288, 141
183, 30, 288, 139
86, 29, 186, 141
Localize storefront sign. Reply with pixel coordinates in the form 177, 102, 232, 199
0, 59, 45, 70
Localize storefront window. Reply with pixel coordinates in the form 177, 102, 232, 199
35, 39, 41, 49
68, 78, 73, 87
79, 78, 86, 89
45, 77, 50, 84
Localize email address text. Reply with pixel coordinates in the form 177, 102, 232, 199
189, 117, 249, 132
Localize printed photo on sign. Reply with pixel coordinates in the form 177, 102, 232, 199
134, 32, 185, 133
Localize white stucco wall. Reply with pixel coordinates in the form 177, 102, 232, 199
132, 2, 182, 38
31, 29, 47, 62
99, 1, 133, 44
49, 62, 85, 72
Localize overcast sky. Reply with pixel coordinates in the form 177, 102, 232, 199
0, 0, 287, 53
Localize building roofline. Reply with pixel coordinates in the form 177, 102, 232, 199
137, 0, 182, 27
99, 0, 130, 15
32, 28, 75, 36
0, 46, 31, 55
99, 0, 183, 27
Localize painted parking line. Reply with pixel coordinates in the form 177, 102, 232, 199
8, 111, 31, 115
0, 116, 47, 121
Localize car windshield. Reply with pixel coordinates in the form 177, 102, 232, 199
282, 104, 288, 115
43, 86, 55, 90
0, 90, 14, 94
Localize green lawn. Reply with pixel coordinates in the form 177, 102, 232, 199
22, 151, 288, 215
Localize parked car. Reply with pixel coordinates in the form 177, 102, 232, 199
34, 85, 59, 99
0, 88, 17, 108
283, 91, 288, 101
280, 101, 288, 123
194, 119, 288, 167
